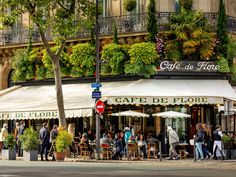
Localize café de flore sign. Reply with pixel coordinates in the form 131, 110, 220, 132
108, 96, 223, 105
158, 60, 219, 72
0, 111, 58, 120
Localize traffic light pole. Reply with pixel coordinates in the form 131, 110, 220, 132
95, 0, 101, 160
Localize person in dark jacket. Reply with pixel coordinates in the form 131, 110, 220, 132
195, 123, 205, 160
39, 122, 49, 161
17, 121, 25, 157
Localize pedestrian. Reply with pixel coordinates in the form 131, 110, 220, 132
39, 122, 49, 161
212, 125, 224, 159
195, 123, 205, 161
49, 125, 58, 161
0, 123, 9, 150
202, 124, 212, 160
13, 122, 20, 151
17, 121, 25, 157
166, 126, 180, 160
124, 127, 131, 158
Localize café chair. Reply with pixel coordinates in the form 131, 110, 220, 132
100, 143, 112, 160
147, 142, 157, 159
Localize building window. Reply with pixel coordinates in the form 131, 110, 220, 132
175, 0, 180, 12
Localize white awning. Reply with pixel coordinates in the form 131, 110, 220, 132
104, 79, 236, 105
0, 79, 235, 120
0, 84, 95, 120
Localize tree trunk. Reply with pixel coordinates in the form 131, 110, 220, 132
52, 56, 66, 128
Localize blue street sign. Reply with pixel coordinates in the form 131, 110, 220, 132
92, 91, 101, 99
91, 83, 102, 88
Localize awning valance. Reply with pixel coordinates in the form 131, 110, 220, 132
104, 79, 236, 105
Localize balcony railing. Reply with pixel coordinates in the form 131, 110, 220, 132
0, 12, 235, 46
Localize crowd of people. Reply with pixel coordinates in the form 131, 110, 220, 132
0, 121, 233, 161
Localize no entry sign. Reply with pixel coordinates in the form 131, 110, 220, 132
95, 100, 105, 114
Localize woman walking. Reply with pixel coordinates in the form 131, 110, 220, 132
195, 123, 204, 161
202, 124, 212, 160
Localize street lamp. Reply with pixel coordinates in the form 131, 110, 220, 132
95, 0, 101, 160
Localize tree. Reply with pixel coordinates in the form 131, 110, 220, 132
147, 0, 158, 42
165, 9, 215, 60
216, 0, 229, 58
113, 23, 119, 44
0, 0, 95, 128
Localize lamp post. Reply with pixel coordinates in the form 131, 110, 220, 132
95, 0, 101, 160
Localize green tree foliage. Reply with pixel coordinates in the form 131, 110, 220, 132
0, 0, 96, 127
165, 10, 215, 60
69, 43, 96, 77
216, 56, 230, 73
227, 37, 236, 80
147, 0, 158, 42
42, 46, 71, 78
101, 43, 129, 75
125, 42, 159, 78
216, 0, 229, 58
113, 23, 119, 44
11, 48, 43, 82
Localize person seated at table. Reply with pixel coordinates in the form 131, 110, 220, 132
137, 134, 147, 159
80, 133, 93, 158
87, 129, 95, 143
107, 132, 113, 145
112, 132, 124, 160
147, 132, 158, 144
100, 133, 110, 145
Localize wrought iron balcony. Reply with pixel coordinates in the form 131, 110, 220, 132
0, 12, 235, 46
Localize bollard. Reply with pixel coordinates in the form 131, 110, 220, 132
193, 135, 196, 162
159, 141, 162, 161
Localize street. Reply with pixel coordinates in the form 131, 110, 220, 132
0, 160, 235, 177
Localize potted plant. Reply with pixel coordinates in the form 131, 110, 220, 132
19, 127, 39, 161
54, 129, 73, 161
123, 0, 137, 31
2, 133, 17, 160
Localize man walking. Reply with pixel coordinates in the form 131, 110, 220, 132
167, 126, 180, 160
212, 125, 224, 159
39, 122, 49, 161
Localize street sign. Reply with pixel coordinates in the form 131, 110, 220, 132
92, 91, 101, 99
91, 83, 102, 88
95, 100, 105, 114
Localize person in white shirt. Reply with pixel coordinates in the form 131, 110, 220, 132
167, 126, 180, 160
212, 125, 225, 159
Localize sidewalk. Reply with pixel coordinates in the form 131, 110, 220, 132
1, 155, 236, 164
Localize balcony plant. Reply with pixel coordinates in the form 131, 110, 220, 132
125, 42, 159, 78
54, 129, 73, 161
123, 0, 137, 12
2, 133, 17, 160
19, 127, 39, 161
123, 0, 137, 31
216, 56, 230, 73
69, 43, 96, 77
101, 43, 129, 75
